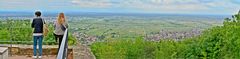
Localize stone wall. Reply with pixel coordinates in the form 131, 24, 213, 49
8, 45, 73, 59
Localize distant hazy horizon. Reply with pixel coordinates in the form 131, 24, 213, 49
0, 11, 231, 17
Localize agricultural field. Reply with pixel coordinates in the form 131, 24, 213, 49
69, 15, 224, 45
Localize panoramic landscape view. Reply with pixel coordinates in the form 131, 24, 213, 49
1, 0, 240, 59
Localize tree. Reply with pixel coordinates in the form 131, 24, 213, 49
224, 9, 240, 26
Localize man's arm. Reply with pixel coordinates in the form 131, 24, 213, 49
31, 19, 35, 28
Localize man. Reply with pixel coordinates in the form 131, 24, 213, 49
31, 11, 44, 59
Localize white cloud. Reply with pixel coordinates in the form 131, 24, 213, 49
69, 0, 223, 12
71, 0, 112, 8
68, 0, 240, 14
118, 0, 240, 14
116, 0, 210, 13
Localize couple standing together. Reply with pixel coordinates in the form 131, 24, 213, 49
31, 11, 68, 58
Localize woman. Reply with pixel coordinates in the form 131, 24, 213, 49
54, 12, 68, 51
31, 11, 44, 59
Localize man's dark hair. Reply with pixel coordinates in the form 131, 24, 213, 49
35, 11, 41, 17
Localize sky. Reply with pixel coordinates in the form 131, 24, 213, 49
0, 0, 240, 15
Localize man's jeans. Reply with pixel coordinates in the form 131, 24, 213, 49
33, 36, 43, 56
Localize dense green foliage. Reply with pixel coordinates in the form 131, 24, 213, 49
0, 19, 76, 45
91, 11, 240, 59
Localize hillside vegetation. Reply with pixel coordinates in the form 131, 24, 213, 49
0, 19, 76, 45
90, 11, 240, 59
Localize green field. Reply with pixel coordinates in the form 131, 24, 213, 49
70, 16, 222, 42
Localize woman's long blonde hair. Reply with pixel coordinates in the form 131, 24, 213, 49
57, 13, 66, 24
